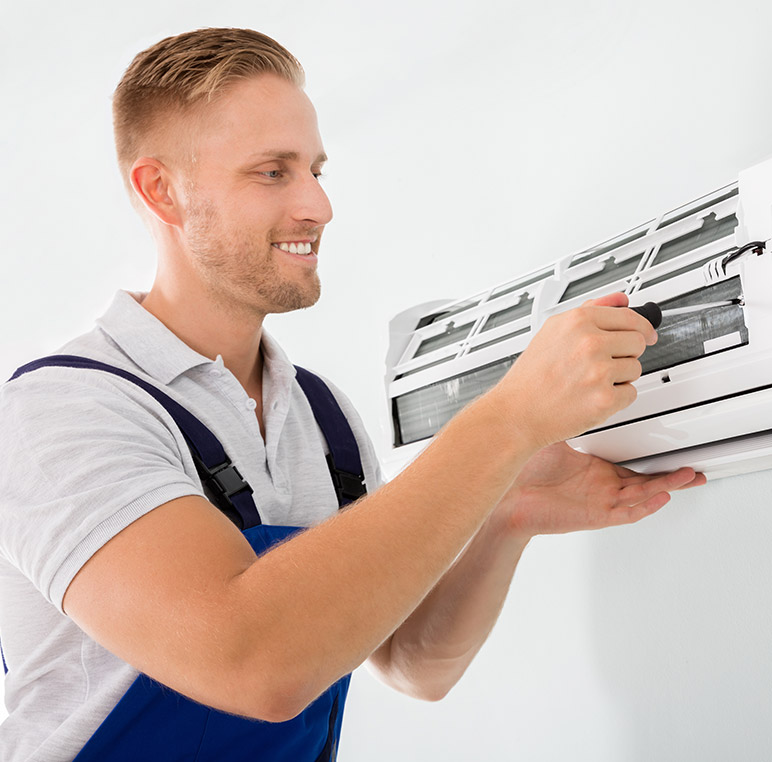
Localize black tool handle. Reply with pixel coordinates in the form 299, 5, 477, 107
630, 302, 662, 329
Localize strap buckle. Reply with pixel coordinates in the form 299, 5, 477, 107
192, 453, 254, 527
326, 453, 367, 505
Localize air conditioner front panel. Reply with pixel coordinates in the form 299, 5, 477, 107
618, 429, 772, 481
571, 387, 772, 463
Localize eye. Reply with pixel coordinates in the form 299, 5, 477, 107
260, 169, 283, 179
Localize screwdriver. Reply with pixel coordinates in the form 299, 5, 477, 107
630, 299, 743, 329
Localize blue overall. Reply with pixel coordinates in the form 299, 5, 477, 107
7, 355, 368, 762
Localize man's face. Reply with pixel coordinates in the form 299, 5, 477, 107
176, 74, 332, 317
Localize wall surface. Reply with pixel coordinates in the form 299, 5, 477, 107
3, 1, 772, 760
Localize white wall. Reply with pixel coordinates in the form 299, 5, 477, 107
3, 1, 772, 759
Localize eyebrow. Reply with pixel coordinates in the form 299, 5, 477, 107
248, 150, 328, 164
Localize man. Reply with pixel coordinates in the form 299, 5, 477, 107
0, 27, 704, 762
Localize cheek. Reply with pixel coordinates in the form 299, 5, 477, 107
233, 202, 281, 238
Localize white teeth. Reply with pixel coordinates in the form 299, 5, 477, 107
276, 242, 313, 255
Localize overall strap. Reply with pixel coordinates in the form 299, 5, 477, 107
294, 366, 367, 507
10, 356, 260, 529
9, 357, 367, 522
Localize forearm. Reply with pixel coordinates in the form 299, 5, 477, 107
367, 506, 529, 701
226, 390, 537, 717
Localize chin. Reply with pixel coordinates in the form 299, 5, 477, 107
264, 283, 322, 314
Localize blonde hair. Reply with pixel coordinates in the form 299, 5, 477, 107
113, 27, 305, 184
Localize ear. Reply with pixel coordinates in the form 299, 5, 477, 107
129, 157, 182, 227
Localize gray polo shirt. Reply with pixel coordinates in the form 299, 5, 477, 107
0, 290, 382, 762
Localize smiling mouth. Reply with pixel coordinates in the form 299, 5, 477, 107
272, 241, 314, 255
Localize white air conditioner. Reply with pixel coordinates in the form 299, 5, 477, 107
384, 157, 772, 480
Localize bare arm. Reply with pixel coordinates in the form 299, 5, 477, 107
367, 507, 529, 701
63, 297, 657, 722
367, 446, 704, 701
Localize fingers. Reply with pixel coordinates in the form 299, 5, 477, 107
497, 292, 658, 446
572, 320, 646, 389
606, 381, 638, 413
604, 330, 647, 359
607, 492, 672, 526
676, 471, 707, 489
583, 292, 629, 309
589, 304, 658, 347
588, 466, 707, 530
578, 333, 644, 385
610, 359, 643, 385
582, 291, 659, 346
571, 321, 644, 387
613, 467, 705, 509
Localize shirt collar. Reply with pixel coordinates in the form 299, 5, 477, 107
95, 291, 298, 388
260, 327, 298, 406
260, 328, 296, 382
95, 290, 223, 385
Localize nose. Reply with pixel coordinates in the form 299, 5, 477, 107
292, 172, 333, 226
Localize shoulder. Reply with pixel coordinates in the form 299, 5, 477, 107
0, 360, 204, 608
1, 315, 154, 422
1, 361, 184, 449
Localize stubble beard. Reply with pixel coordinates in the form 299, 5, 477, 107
185, 199, 322, 319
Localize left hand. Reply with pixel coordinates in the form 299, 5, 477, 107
496, 442, 707, 538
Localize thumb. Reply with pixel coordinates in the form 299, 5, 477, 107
583, 291, 629, 309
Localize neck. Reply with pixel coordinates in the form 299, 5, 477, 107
140, 278, 265, 394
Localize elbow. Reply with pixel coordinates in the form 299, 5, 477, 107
425, 686, 452, 702
214, 685, 311, 724
370, 660, 456, 703
198, 602, 343, 721
246, 696, 308, 725
369, 637, 463, 704
258, 677, 326, 723
214, 662, 326, 723
409, 679, 454, 703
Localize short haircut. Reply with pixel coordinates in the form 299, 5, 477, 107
112, 27, 305, 186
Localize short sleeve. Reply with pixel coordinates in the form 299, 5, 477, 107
0, 368, 205, 612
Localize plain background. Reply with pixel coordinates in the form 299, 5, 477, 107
3, 1, 772, 760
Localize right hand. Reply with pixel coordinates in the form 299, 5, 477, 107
490, 292, 657, 450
